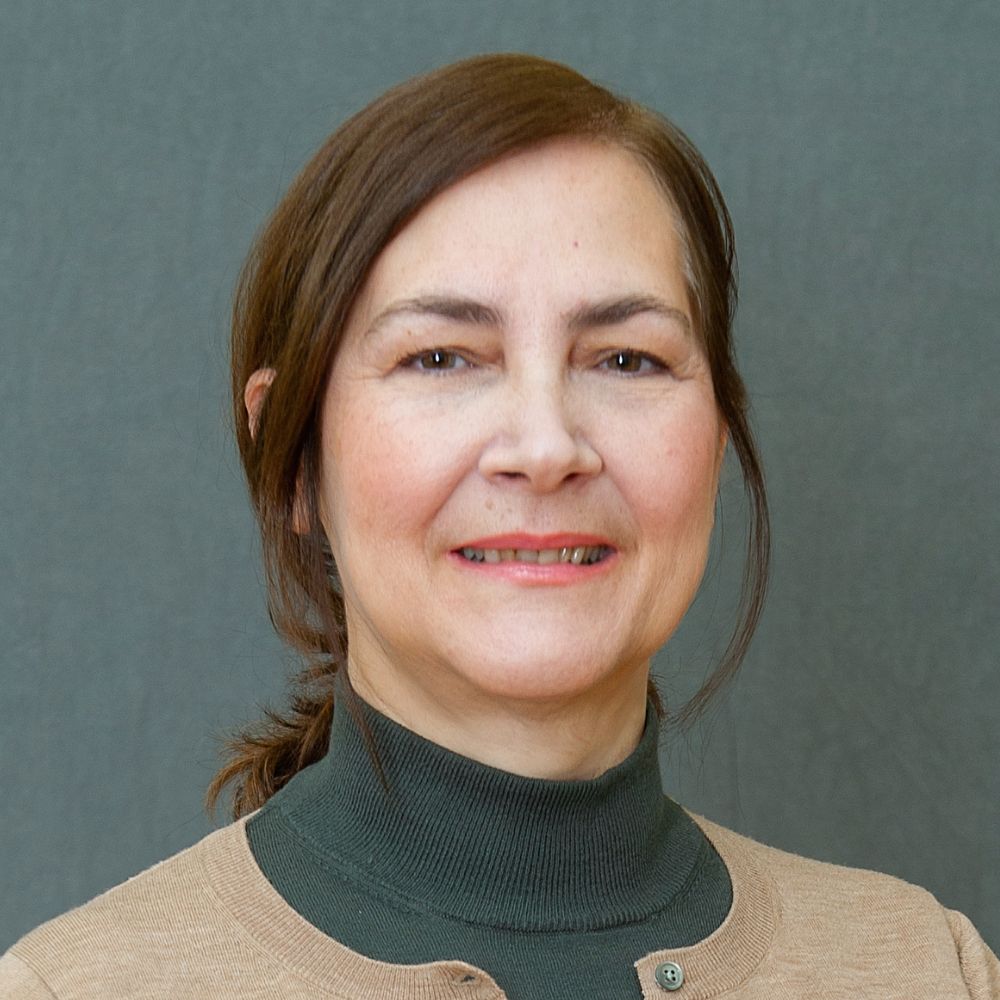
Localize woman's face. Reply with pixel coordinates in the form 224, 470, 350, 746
319, 139, 725, 731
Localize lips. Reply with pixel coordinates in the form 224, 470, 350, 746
453, 533, 615, 566
457, 533, 614, 550
448, 531, 619, 586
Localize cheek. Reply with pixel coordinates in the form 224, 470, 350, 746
321, 394, 468, 555
622, 410, 722, 545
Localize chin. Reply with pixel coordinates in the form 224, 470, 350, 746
453, 649, 636, 706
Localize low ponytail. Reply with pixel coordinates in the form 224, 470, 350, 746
206, 666, 336, 818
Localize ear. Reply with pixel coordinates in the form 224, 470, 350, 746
716, 423, 729, 473
244, 368, 276, 440
244, 367, 314, 535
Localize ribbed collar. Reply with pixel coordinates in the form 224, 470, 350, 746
264, 681, 706, 932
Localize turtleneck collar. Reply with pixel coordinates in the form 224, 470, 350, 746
261, 679, 706, 933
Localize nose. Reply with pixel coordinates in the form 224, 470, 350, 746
478, 374, 602, 492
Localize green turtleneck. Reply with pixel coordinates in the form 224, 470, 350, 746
246, 686, 732, 999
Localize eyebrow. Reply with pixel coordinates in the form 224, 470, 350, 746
366, 296, 503, 336
365, 293, 692, 337
565, 295, 691, 335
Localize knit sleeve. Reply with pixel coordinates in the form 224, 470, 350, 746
946, 909, 1000, 999
0, 952, 58, 1000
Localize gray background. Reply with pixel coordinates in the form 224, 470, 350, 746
2, 0, 997, 953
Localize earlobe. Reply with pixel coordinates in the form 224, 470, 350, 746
244, 368, 277, 440
292, 479, 312, 536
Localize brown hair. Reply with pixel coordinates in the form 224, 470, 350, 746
209, 53, 770, 818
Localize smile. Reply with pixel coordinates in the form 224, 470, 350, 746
459, 545, 611, 565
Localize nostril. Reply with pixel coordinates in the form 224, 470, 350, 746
478, 427, 602, 491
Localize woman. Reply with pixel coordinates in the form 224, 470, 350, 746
2, 53, 996, 999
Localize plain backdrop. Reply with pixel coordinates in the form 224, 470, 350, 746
2, 0, 997, 952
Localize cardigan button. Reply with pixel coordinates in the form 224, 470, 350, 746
654, 961, 684, 991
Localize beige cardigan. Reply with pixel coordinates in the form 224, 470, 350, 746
2, 813, 997, 999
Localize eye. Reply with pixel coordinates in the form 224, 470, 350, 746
402, 348, 470, 372
601, 350, 666, 375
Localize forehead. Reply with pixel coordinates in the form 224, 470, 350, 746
348, 138, 690, 328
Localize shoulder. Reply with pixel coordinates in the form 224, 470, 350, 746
696, 811, 954, 931
0, 821, 252, 999
696, 812, 943, 913
688, 812, 999, 997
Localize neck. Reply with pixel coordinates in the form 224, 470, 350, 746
259, 680, 707, 931
348, 657, 650, 780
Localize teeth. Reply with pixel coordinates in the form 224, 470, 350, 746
460, 545, 609, 565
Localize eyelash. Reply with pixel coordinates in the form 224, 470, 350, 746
599, 350, 668, 375
397, 348, 669, 375
399, 348, 472, 372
